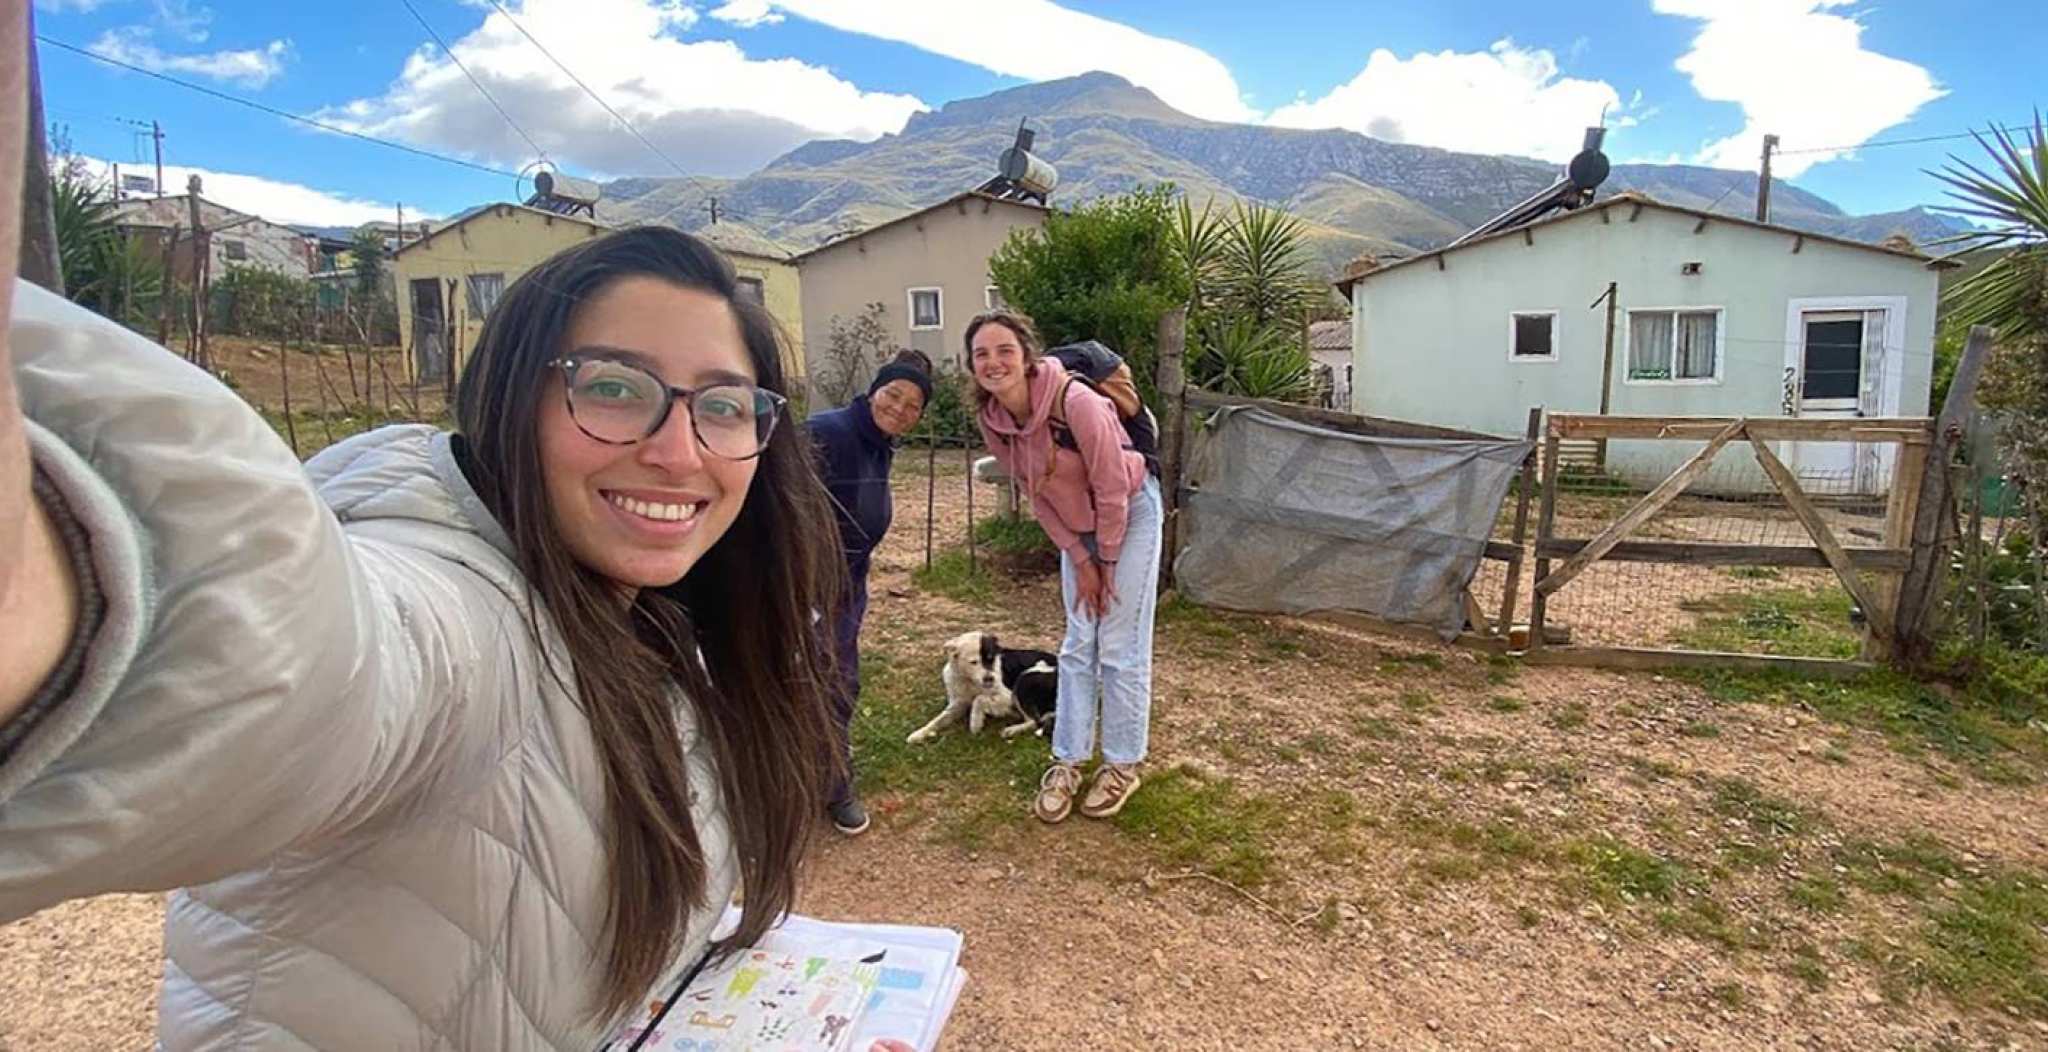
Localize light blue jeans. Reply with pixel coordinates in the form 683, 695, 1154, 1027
1054, 476, 1162, 767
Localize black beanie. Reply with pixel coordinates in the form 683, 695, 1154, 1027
869, 357, 933, 402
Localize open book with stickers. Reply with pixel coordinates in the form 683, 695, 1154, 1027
602, 907, 967, 1052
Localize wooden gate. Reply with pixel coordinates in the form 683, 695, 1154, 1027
1523, 412, 1935, 676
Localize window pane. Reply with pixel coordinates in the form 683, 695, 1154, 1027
1629, 311, 1674, 379
1802, 317, 1862, 400
1512, 314, 1553, 357
911, 290, 941, 328
736, 276, 765, 305
466, 273, 505, 316
985, 285, 1006, 310
1675, 311, 1718, 379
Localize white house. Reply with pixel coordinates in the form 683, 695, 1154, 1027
1340, 192, 1956, 494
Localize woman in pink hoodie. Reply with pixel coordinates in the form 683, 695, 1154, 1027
969, 310, 1163, 824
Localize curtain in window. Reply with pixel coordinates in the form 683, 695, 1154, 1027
1675, 311, 1717, 379
1859, 309, 1886, 412
1629, 311, 1673, 378
465, 273, 505, 317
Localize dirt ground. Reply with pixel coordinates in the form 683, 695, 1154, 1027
4, 449, 2045, 1052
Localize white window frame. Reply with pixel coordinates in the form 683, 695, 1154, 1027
907, 286, 944, 331
464, 271, 506, 317
1622, 306, 1726, 386
984, 284, 1005, 310
1507, 310, 1559, 362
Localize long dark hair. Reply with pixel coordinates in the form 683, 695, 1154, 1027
454, 226, 843, 1021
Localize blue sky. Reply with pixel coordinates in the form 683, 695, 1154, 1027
28, 0, 2045, 228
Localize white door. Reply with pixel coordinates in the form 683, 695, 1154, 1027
1789, 309, 1886, 495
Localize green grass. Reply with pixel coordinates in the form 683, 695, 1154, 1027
1788, 876, 1848, 913
1487, 695, 1526, 714
1680, 645, 2048, 785
910, 548, 998, 604
1566, 836, 1687, 903
1679, 720, 1722, 739
1908, 874, 2048, 1016
1675, 586, 1863, 660
972, 511, 1054, 555
1546, 702, 1589, 731
1114, 766, 1277, 887
260, 405, 429, 458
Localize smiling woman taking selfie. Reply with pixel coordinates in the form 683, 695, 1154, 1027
0, 12, 867, 1037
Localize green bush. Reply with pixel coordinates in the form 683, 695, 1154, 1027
973, 511, 1052, 555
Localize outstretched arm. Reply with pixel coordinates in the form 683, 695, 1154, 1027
0, 2, 83, 726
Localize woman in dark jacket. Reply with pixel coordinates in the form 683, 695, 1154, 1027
807, 351, 932, 833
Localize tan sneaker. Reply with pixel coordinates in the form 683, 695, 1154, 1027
1079, 764, 1142, 819
1034, 763, 1083, 824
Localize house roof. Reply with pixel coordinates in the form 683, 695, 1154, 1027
1335, 191, 1961, 294
791, 190, 1050, 263
394, 202, 608, 258
395, 202, 796, 264
1308, 319, 1351, 352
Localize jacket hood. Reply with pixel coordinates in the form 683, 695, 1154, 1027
978, 357, 1068, 438
303, 425, 515, 563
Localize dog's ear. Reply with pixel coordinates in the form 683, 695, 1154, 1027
980, 632, 1000, 667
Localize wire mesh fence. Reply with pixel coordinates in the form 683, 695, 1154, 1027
1478, 439, 1896, 659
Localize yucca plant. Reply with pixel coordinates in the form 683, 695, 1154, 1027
1216, 200, 1320, 328
1932, 114, 2048, 342
1191, 314, 1315, 403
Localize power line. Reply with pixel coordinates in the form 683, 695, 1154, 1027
37, 34, 520, 180
1776, 120, 2040, 157
477, 0, 739, 215
397, 0, 550, 167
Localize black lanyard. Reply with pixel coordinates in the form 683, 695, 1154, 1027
607, 946, 716, 1052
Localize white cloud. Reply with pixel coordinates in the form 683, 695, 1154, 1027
89, 27, 293, 88
707, 0, 783, 28
76, 155, 415, 227
1653, 0, 1944, 177
740, 0, 1254, 123
33, 0, 116, 12
324, 0, 926, 178
1264, 39, 1626, 161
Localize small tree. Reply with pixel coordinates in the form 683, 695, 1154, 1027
988, 185, 1189, 403
350, 228, 388, 299
1171, 197, 1319, 401
813, 302, 896, 408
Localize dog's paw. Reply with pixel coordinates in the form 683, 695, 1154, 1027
905, 730, 931, 745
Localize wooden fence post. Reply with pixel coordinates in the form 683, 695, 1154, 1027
1527, 428, 1564, 653
1497, 407, 1543, 639
1892, 326, 1992, 668
1155, 306, 1188, 589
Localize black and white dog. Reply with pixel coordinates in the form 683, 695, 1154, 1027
906, 631, 1059, 744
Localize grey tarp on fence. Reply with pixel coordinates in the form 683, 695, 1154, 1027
1173, 407, 1534, 639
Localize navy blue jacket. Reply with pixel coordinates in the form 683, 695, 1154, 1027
806, 397, 896, 592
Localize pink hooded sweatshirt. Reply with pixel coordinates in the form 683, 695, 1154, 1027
979, 358, 1148, 564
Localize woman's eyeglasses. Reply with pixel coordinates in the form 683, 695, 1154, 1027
549, 356, 786, 460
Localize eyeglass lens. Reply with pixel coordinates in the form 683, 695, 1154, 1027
565, 358, 775, 458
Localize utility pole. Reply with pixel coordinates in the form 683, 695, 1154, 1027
706, 197, 720, 225
151, 119, 164, 198
1756, 133, 1779, 223
186, 174, 208, 367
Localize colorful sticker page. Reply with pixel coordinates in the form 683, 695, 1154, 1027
750, 915, 966, 1051
612, 948, 877, 1052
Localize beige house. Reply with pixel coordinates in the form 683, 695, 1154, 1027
394, 204, 802, 384
109, 193, 313, 281
794, 190, 1047, 402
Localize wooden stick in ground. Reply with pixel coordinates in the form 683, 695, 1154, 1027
1536, 417, 1747, 598
1893, 325, 1992, 666
155, 225, 179, 347
277, 342, 299, 457
1154, 306, 1189, 589
924, 435, 937, 572
964, 440, 976, 576
1749, 433, 1892, 644
1497, 407, 1542, 636
1527, 431, 1563, 653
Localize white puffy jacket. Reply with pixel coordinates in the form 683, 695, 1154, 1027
0, 282, 736, 1050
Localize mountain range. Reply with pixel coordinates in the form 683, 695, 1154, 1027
573, 72, 1968, 277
